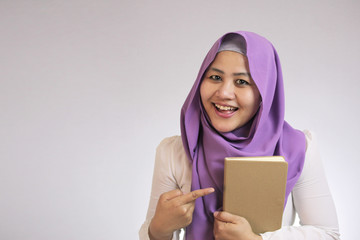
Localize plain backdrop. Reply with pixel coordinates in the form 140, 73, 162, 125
0, 0, 359, 239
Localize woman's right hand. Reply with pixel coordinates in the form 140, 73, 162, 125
148, 187, 215, 240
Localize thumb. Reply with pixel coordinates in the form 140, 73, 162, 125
213, 211, 239, 223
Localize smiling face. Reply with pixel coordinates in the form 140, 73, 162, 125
200, 51, 262, 133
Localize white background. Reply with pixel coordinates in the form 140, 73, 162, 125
0, 0, 358, 239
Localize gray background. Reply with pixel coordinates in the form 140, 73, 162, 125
0, 0, 358, 239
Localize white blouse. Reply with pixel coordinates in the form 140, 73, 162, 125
139, 130, 340, 240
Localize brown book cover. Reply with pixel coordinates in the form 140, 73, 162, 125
223, 156, 288, 234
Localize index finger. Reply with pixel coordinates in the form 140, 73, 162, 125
179, 187, 215, 204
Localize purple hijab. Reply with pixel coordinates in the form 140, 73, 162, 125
180, 31, 306, 239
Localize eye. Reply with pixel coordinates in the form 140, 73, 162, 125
209, 75, 222, 81
235, 79, 249, 86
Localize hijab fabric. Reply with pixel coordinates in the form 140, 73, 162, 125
180, 31, 306, 239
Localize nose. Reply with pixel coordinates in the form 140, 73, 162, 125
216, 80, 235, 99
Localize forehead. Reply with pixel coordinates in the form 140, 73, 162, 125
209, 51, 249, 71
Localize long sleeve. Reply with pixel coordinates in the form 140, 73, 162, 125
260, 130, 340, 239
140, 131, 340, 240
139, 136, 191, 240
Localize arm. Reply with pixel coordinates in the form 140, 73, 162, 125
213, 131, 340, 240
260, 130, 340, 240
139, 137, 181, 240
139, 137, 211, 240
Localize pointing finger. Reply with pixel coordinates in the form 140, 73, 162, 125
179, 187, 215, 204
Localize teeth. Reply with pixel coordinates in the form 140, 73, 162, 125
215, 104, 237, 111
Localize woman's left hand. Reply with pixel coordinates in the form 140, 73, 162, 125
213, 211, 262, 240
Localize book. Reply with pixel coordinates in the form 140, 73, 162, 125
223, 156, 288, 234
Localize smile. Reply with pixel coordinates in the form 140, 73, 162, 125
213, 103, 238, 111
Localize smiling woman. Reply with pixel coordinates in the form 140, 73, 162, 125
200, 51, 261, 133
139, 31, 340, 240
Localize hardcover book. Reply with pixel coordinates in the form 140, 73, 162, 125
223, 156, 288, 234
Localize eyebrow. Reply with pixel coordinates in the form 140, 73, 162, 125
210, 67, 251, 77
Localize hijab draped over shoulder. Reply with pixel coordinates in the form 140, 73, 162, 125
180, 31, 306, 239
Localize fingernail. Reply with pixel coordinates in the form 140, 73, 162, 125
208, 188, 215, 193
213, 211, 219, 217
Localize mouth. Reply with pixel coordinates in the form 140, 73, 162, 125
213, 103, 239, 112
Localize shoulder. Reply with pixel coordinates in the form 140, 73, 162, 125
302, 129, 319, 156
298, 129, 324, 182
156, 135, 185, 156
156, 136, 192, 193
155, 136, 182, 167
303, 129, 315, 144
303, 129, 314, 150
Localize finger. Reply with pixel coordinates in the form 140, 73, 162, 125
213, 211, 239, 223
178, 187, 214, 204
213, 217, 229, 239
160, 189, 183, 202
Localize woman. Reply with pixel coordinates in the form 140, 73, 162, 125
139, 31, 340, 240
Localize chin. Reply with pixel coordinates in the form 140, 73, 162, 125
213, 124, 236, 133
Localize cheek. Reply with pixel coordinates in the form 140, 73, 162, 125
239, 89, 261, 109
252, 88, 262, 107
200, 81, 212, 102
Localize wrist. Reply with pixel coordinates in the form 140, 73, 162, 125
148, 219, 173, 240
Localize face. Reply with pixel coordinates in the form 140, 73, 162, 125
200, 51, 261, 133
